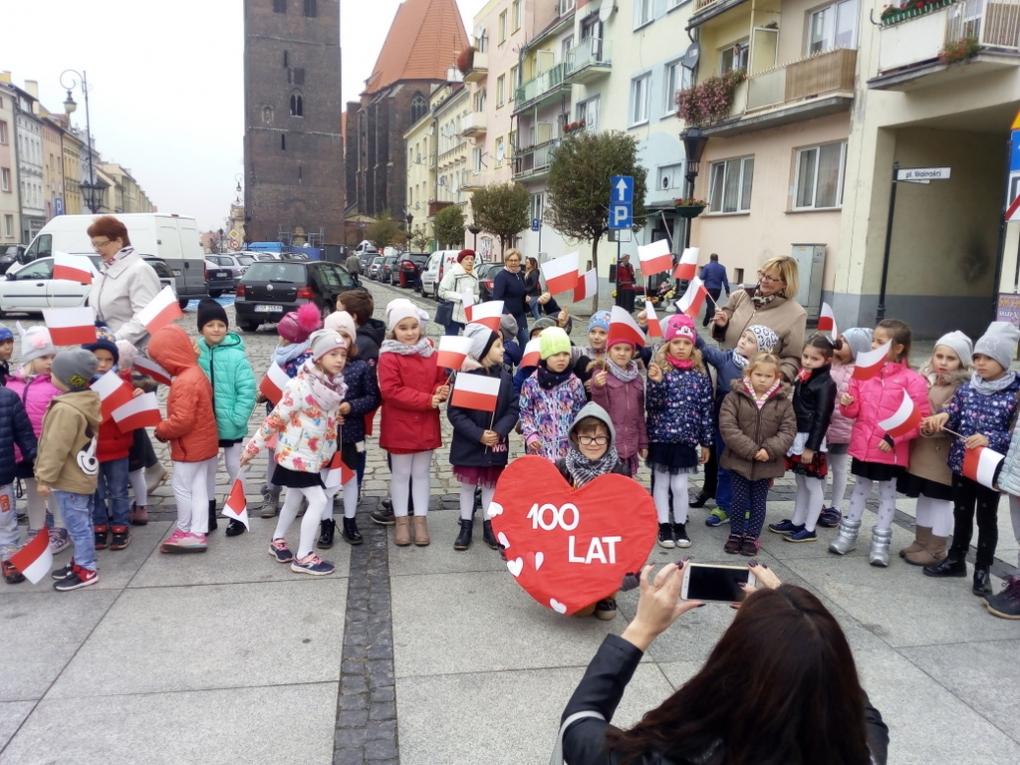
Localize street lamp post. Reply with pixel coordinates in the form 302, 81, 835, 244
680, 127, 709, 250
468, 224, 480, 253
61, 69, 99, 213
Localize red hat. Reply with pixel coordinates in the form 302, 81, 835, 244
457, 249, 476, 264
606, 332, 636, 350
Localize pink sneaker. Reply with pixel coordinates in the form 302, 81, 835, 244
173, 532, 208, 553
160, 528, 191, 554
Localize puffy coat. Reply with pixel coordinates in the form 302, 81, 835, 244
197, 332, 257, 441
492, 267, 528, 318
906, 370, 968, 486
88, 246, 162, 348
826, 361, 854, 445
377, 348, 448, 454
34, 390, 102, 495
719, 380, 797, 481
697, 338, 745, 399
997, 414, 1020, 496
792, 365, 836, 452
340, 357, 380, 445
840, 362, 931, 467
519, 370, 587, 461
97, 370, 135, 463
148, 325, 219, 463
356, 319, 385, 364
942, 376, 1020, 475
447, 361, 519, 467
646, 366, 714, 448
6, 370, 60, 464
590, 368, 648, 461
437, 263, 480, 325
0, 387, 36, 486
714, 290, 807, 383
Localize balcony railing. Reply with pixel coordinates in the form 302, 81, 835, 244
513, 63, 568, 109
512, 138, 561, 179
946, 0, 1020, 49
564, 38, 611, 83
461, 112, 486, 138
745, 48, 857, 111
463, 51, 488, 83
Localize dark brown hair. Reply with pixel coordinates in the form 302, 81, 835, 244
569, 416, 609, 445
876, 318, 912, 362
605, 585, 872, 765
86, 215, 130, 246
337, 288, 373, 326
804, 333, 835, 360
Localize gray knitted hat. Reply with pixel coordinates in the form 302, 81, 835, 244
51, 348, 98, 391
974, 321, 1019, 371
464, 322, 499, 361
934, 330, 973, 367
840, 327, 873, 361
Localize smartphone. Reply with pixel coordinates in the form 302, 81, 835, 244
681, 563, 755, 603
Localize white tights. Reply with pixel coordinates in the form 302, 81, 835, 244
171, 458, 216, 534
458, 481, 496, 522
390, 451, 433, 517
828, 452, 851, 510
846, 477, 897, 531
275, 485, 327, 558
915, 495, 954, 537
652, 468, 689, 524
129, 468, 147, 506
792, 474, 825, 532
322, 479, 359, 521
205, 443, 243, 502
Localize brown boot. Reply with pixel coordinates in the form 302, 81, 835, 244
412, 515, 430, 546
393, 516, 411, 547
907, 533, 948, 566
899, 526, 930, 559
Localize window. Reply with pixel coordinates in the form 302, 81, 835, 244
472, 147, 483, 172
793, 142, 846, 209
410, 94, 427, 122
559, 0, 575, 15
634, 0, 653, 28
561, 35, 575, 63
281, 133, 287, 151
477, 29, 488, 53
498, 11, 507, 44
512, 0, 522, 31
575, 96, 600, 132
496, 74, 505, 107
663, 59, 692, 116
288, 67, 305, 85
807, 0, 858, 54
530, 192, 543, 222
283, 50, 288, 67
629, 74, 651, 126
304, 0, 316, 17
289, 92, 303, 117
473, 90, 486, 111
3, 215, 12, 238
720, 40, 749, 74
1, 168, 9, 193
0, 121, 7, 144
495, 136, 506, 166
708, 156, 754, 213
657, 163, 684, 191
273, 0, 286, 13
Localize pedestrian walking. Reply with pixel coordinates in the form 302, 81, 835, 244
699, 253, 730, 326
614, 254, 636, 312
437, 249, 480, 336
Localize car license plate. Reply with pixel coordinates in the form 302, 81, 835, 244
172, 269, 182, 276
213, 270, 229, 278
254, 304, 282, 313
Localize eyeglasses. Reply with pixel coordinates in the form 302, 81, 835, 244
578, 435, 608, 446
91, 239, 112, 251
757, 271, 785, 284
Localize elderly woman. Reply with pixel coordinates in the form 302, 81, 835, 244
438, 248, 480, 336
712, 255, 806, 384
491, 248, 530, 348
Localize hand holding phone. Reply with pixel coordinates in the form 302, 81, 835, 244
681, 563, 758, 603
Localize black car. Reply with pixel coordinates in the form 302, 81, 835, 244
379, 254, 400, 284
477, 262, 503, 302
0, 245, 26, 275
397, 253, 429, 289
205, 259, 234, 298
234, 260, 356, 332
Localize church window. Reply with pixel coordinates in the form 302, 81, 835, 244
410, 94, 427, 123
281, 134, 287, 151
273, 0, 286, 13
290, 92, 304, 117
304, 0, 317, 16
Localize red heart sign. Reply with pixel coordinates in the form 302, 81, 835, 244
487, 455, 658, 616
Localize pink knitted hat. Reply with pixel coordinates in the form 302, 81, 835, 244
664, 313, 696, 343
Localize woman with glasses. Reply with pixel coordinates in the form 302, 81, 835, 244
491, 248, 531, 349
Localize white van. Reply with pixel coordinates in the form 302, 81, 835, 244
23, 213, 208, 308
420, 249, 462, 299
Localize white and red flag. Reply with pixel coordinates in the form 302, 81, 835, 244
644, 302, 662, 339
133, 355, 173, 386
53, 253, 96, 284
321, 451, 355, 489
43, 306, 97, 345
436, 335, 473, 370
9, 528, 53, 584
851, 341, 892, 381
450, 373, 501, 412
676, 277, 708, 318
91, 370, 135, 421
573, 269, 597, 302
637, 239, 673, 277
465, 300, 503, 331
111, 392, 161, 430
136, 286, 183, 334
259, 362, 290, 405
608, 306, 646, 348
521, 338, 541, 368
221, 476, 249, 531
878, 390, 921, 439
963, 446, 1004, 490
817, 302, 837, 340
672, 248, 700, 281
541, 251, 579, 296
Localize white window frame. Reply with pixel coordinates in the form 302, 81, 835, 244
708, 156, 754, 214
498, 10, 507, 44
657, 163, 685, 192
575, 95, 600, 132
0, 121, 7, 144
662, 59, 692, 117
720, 39, 749, 74
4, 214, 13, 238
0, 168, 9, 193
634, 0, 654, 29
806, 0, 859, 55
496, 74, 506, 107
629, 73, 651, 127
792, 141, 846, 210
512, 0, 522, 32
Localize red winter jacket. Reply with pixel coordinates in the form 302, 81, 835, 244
840, 362, 931, 467
377, 349, 447, 454
98, 370, 135, 463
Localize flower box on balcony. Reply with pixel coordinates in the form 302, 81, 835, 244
673, 199, 707, 218
880, 0, 957, 27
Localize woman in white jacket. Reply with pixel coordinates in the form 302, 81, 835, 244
437, 249, 480, 336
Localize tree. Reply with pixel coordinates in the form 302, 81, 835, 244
433, 205, 465, 248
547, 131, 647, 311
410, 226, 431, 252
366, 214, 403, 248
470, 182, 530, 254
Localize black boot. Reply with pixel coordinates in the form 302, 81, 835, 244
341, 517, 363, 546
225, 519, 246, 537
923, 556, 967, 578
317, 518, 336, 549
972, 567, 992, 596
207, 499, 218, 532
689, 493, 712, 509
482, 520, 499, 550
454, 519, 473, 551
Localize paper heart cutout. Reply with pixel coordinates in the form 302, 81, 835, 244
490, 456, 657, 616
497, 531, 510, 549
507, 558, 524, 577
486, 501, 503, 518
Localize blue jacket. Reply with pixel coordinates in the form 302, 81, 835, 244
0, 387, 36, 486
198, 332, 257, 442
943, 376, 1020, 474
700, 260, 730, 293
697, 337, 744, 400
340, 358, 379, 445
492, 268, 528, 317
646, 366, 714, 447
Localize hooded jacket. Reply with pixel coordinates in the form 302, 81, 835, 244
88, 246, 163, 348
0, 387, 36, 486
34, 390, 102, 494
906, 368, 969, 487
197, 332, 257, 442
554, 402, 630, 483
719, 379, 797, 481
447, 359, 519, 467
438, 263, 480, 325
356, 319, 385, 364
148, 325, 219, 463
6, 369, 61, 463
589, 364, 648, 461
840, 362, 931, 467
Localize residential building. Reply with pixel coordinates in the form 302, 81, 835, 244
0, 78, 20, 246
99, 163, 156, 214
58, 119, 84, 215
9, 80, 44, 241
41, 112, 65, 219
404, 96, 436, 244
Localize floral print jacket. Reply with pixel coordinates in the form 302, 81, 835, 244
519, 373, 586, 461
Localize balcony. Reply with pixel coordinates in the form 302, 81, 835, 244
461, 111, 486, 138
512, 138, 561, 181
463, 50, 488, 83
512, 63, 570, 113
564, 38, 611, 84
689, 0, 751, 27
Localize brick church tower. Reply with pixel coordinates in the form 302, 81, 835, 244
243, 0, 343, 245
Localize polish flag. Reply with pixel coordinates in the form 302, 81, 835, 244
609, 306, 646, 348
43, 306, 97, 345
852, 341, 892, 381
136, 286, 183, 334
573, 269, 597, 302
221, 476, 249, 531
521, 338, 541, 367
9, 528, 53, 585
637, 239, 673, 277
91, 370, 135, 421
450, 373, 502, 412
644, 302, 662, 339
465, 300, 503, 331
541, 251, 579, 296
963, 446, 1004, 491
53, 253, 96, 284
436, 335, 473, 371
321, 451, 355, 489
676, 277, 708, 318
259, 362, 290, 405
817, 302, 837, 340
112, 392, 162, 430
672, 248, 700, 281
133, 355, 173, 386
877, 390, 921, 439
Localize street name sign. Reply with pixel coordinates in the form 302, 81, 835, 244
896, 167, 951, 183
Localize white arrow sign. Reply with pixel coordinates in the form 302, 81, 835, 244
615, 178, 628, 201
897, 167, 951, 183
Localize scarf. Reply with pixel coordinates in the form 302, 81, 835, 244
274, 341, 310, 366
537, 364, 573, 390
970, 369, 1017, 396
299, 359, 347, 409
744, 378, 781, 410
564, 445, 620, 487
607, 357, 640, 383
731, 350, 749, 371
796, 368, 812, 383
751, 291, 779, 309
379, 337, 434, 357
664, 353, 694, 371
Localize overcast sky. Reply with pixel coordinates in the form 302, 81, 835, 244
5, 0, 485, 233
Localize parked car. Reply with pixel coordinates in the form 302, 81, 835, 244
207, 253, 251, 280
359, 248, 379, 270
367, 256, 385, 280
379, 254, 400, 284
476, 262, 503, 302
234, 260, 356, 332
397, 253, 430, 289
205, 258, 236, 297
420, 249, 462, 299
144, 257, 178, 295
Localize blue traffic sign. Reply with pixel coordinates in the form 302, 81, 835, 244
531, 217, 541, 232
610, 175, 634, 204
609, 203, 632, 230
1010, 130, 1020, 173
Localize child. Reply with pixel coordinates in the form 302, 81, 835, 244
590, 331, 647, 477
924, 321, 1020, 595
377, 299, 450, 547
520, 326, 587, 462
0, 323, 12, 385
195, 299, 257, 537
500, 314, 523, 370
821, 328, 873, 528
767, 335, 837, 543
7, 325, 68, 553
573, 311, 610, 389
0, 383, 37, 583
116, 340, 160, 526
555, 402, 630, 620
718, 352, 796, 556
897, 331, 971, 566
831, 319, 930, 566
989, 413, 1020, 619
35, 349, 101, 591
448, 322, 519, 551
241, 330, 348, 575
646, 314, 714, 549
512, 316, 557, 394
148, 325, 220, 554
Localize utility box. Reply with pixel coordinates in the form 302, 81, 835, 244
790, 244, 825, 320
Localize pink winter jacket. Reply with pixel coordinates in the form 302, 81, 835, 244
589, 370, 648, 460
840, 362, 931, 466
826, 362, 855, 445
5, 371, 61, 463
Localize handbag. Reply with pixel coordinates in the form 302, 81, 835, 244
549, 710, 605, 765
434, 299, 454, 327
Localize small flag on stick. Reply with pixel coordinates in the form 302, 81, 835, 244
133, 355, 173, 386
644, 302, 662, 339
521, 338, 541, 367
53, 253, 96, 284
672, 248, 700, 281
465, 300, 503, 331
9, 528, 53, 584
259, 363, 290, 405
637, 239, 673, 277
136, 286, 183, 334
436, 335, 473, 371
541, 252, 580, 296
43, 306, 97, 345
852, 341, 892, 381
676, 277, 708, 318
608, 306, 646, 348
450, 373, 501, 412
818, 302, 837, 341
111, 392, 162, 430
91, 370, 135, 421
877, 390, 921, 439
321, 451, 356, 489
221, 475, 249, 530
963, 446, 1004, 491
573, 269, 597, 302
